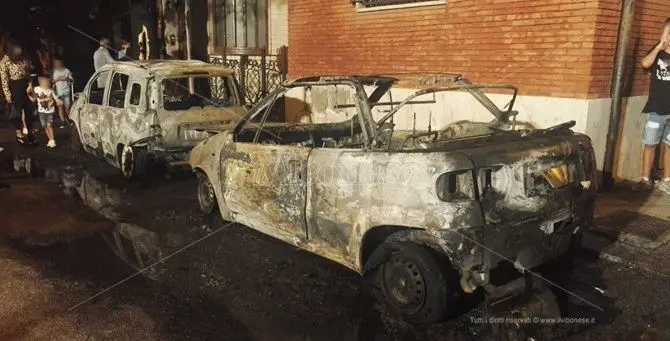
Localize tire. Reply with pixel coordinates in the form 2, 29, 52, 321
367, 241, 450, 324
120, 145, 148, 179
197, 173, 218, 214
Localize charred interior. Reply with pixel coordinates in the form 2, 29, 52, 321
230, 74, 538, 151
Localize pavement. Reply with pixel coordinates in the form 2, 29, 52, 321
0, 121, 669, 341
589, 184, 670, 278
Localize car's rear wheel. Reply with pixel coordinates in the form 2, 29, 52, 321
197, 173, 218, 214
367, 241, 450, 324
120, 145, 148, 179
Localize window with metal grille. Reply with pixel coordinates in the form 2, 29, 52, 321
357, 0, 439, 8
212, 0, 268, 54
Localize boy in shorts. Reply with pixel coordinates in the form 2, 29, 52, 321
28, 75, 63, 148
634, 19, 670, 193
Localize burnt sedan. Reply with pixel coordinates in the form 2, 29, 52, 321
189, 74, 597, 324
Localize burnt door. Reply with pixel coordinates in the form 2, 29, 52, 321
224, 143, 310, 239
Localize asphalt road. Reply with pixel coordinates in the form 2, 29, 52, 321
0, 123, 667, 341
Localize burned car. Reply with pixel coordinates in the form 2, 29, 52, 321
70, 60, 245, 178
189, 74, 597, 324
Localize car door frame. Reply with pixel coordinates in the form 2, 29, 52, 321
223, 89, 311, 241
77, 70, 112, 151
99, 71, 131, 160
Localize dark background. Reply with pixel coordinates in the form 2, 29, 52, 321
0, 0, 160, 92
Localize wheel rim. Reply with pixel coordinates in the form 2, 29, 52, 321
381, 252, 427, 315
198, 176, 215, 213
121, 146, 134, 178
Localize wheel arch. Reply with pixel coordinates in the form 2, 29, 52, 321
360, 225, 457, 273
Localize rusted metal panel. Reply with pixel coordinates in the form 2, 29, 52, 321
304, 148, 483, 270
223, 143, 310, 240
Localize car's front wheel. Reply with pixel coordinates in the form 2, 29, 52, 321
197, 173, 218, 214
367, 241, 451, 324
120, 145, 148, 179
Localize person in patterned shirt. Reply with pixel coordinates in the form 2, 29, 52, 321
0, 41, 35, 145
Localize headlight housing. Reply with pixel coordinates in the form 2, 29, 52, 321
182, 129, 213, 141
543, 164, 571, 189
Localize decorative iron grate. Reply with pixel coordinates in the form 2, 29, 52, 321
210, 54, 286, 106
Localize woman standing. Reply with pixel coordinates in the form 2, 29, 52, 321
0, 41, 34, 145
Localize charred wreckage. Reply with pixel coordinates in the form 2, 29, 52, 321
69, 60, 246, 179
188, 73, 598, 324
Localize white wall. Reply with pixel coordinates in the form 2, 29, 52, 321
268, 0, 288, 53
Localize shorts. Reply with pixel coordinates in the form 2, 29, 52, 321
642, 112, 670, 145
39, 112, 54, 127
58, 94, 72, 107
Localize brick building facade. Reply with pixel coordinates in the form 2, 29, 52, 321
288, 0, 670, 180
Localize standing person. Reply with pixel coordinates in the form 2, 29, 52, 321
0, 41, 35, 145
52, 58, 72, 128
93, 38, 113, 88
634, 18, 670, 193
27, 75, 62, 148
118, 40, 131, 61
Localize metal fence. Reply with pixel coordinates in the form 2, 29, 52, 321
209, 47, 287, 106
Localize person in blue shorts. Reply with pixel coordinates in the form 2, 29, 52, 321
634, 18, 670, 194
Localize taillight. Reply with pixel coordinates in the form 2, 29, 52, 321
436, 170, 476, 201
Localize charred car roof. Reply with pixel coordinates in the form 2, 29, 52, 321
99, 60, 236, 79
283, 73, 518, 125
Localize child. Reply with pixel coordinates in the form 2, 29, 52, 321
118, 40, 131, 61
28, 75, 62, 148
52, 58, 73, 128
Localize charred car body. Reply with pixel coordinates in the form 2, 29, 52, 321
70, 60, 245, 178
189, 74, 597, 324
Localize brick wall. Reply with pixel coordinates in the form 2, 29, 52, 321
288, 0, 669, 99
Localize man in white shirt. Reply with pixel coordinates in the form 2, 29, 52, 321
93, 38, 113, 88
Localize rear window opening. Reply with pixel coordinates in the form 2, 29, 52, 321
162, 75, 238, 111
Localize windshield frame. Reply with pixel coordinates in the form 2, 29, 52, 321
159, 73, 240, 111
375, 83, 519, 128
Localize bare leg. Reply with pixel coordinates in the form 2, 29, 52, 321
642, 144, 656, 179
58, 104, 66, 122
21, 110, 27, 133
45, 124, 54, 142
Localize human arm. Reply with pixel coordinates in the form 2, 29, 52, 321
54, 70, 73, 83
64, 70, 73, 82
641, 41, 667, 69
53, 92, 63, 106
0, 59, 11, 102
26, 84, 36, 102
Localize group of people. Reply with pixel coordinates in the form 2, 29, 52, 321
0, 41, 72, 148
0, 37, 132, 150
